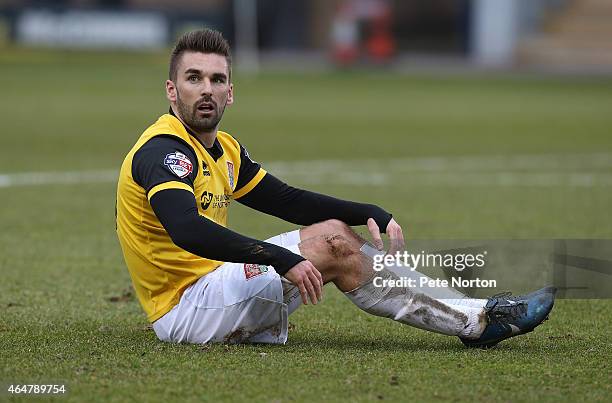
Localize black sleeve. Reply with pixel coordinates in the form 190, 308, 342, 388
234, 143, 262, 193
132, 136, 198, 194
150, 188, 305, 275
236, 173, 393, 232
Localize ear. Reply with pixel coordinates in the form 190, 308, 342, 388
226, 83, 234, 106
166, 80, 177, 102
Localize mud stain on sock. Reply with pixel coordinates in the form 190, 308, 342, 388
350, 268, 469, 335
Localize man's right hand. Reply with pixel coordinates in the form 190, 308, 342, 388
284, 260, 323, 305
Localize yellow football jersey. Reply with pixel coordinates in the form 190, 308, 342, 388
116, 113, 266, 322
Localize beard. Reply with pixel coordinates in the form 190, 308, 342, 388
175, 90, 226, 132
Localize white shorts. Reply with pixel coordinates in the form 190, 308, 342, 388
152, 230, 303, 345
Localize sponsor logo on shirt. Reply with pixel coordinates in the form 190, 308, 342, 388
164, 152, 193, 178
244, 264, 269, 280
200, 191, 213, 210
227, 161, 235, 188
200, 192, 231, 210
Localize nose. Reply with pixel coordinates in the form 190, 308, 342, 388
201, 78, 213, 96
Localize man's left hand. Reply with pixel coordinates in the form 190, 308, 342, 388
367, 218, 405, 254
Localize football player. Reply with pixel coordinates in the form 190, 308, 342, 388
116, 29, 555, 348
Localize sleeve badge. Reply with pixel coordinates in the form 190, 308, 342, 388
164, 152, 193, 178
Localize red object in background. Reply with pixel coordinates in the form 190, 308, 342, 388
365, 8, 395, 62
331, 0, 395, 66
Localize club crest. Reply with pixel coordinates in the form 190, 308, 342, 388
244, 264, 269, 280
227, 161, 235, 188
164, 152, 193, 178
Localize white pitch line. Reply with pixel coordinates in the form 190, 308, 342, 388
0, 170, 118, 188
1, 153, 612, 189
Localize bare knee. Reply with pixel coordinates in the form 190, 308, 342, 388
298, 232, 368, 291
303, 220, 368, 268
301, 232, 360, 269
323, 234, 366, 278
323, 233, 355, 259
323, 233, 370, 291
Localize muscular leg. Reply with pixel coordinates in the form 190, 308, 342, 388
294, 219, 487, 338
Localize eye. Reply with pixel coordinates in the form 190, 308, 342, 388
213, 77, 226, 84
188, 75, 199, 82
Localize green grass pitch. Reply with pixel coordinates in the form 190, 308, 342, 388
0, 48, 611, 402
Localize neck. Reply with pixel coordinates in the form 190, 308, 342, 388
170, 105, 217, 148
193, 130, 217, 148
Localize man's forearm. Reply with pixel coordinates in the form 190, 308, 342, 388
236, 174, 393, 231
150, 189, 305, 275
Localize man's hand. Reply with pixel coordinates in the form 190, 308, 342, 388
367, 218, 405, 255
284, 260, 323, 305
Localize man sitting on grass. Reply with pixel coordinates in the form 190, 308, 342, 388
116, 28, 555, 348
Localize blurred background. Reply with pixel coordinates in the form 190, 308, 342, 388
1, 3, 611, 397
1, 0, 611, 73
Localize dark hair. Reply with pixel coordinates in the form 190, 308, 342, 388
169, 29, 232, 81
